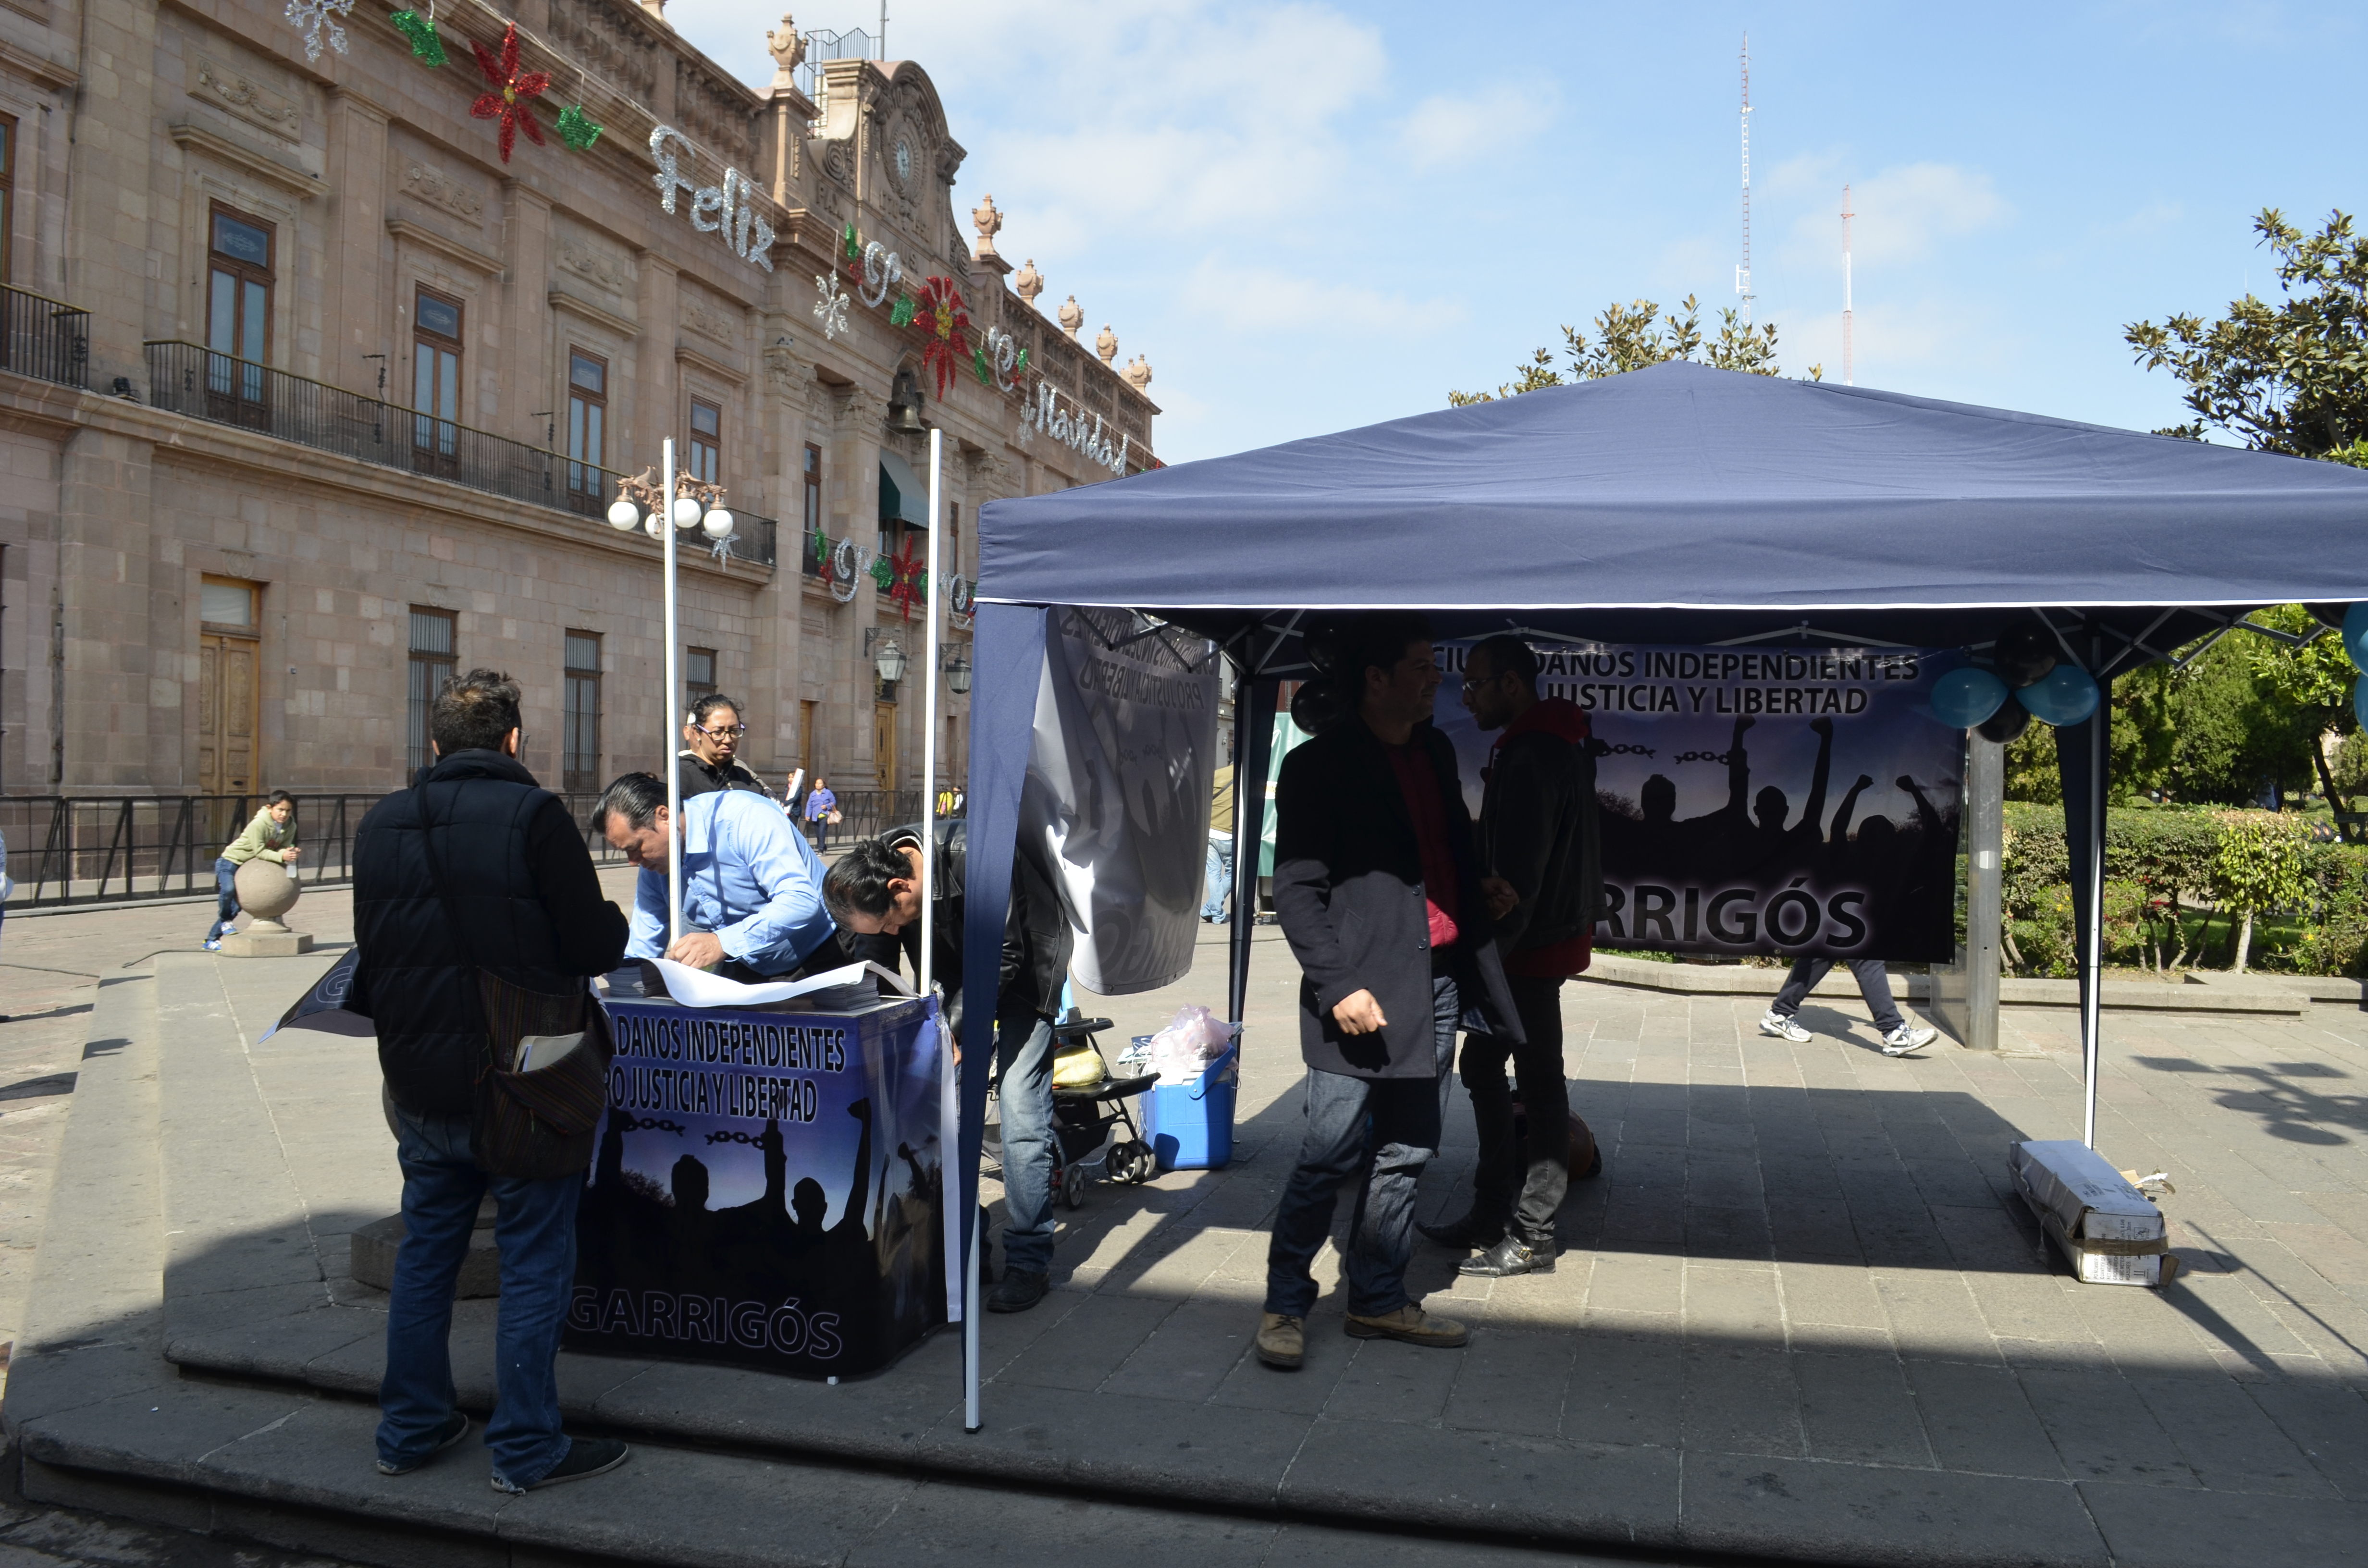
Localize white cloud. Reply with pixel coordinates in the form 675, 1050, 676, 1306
1397, 86, 1558, 173
1770, 157, 2012, 273
1176, 255, 1469, 334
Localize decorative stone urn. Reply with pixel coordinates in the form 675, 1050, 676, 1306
1122, 355, 1154, 392
972, 193, 1003, 260
1095, 324, 1118, 365
221, 857, 313, 956
1013, 258, 1043, 310
1057, 294, 1083, 339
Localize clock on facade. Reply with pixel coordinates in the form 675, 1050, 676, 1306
893, 137, 913, 184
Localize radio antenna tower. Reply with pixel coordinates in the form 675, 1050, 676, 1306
1736, 36, 1754, 326
1841, 184, 1855, 385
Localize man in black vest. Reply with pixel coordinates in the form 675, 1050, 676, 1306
1256, 613, 1523, 1371
351, 670, 630, 1493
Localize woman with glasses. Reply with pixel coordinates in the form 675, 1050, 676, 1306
675, 693, 768, 801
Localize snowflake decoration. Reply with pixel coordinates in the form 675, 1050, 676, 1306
813, 271, 850, 341
468, 23, 550, 164
286, 0, 356, 63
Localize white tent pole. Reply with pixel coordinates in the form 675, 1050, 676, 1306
2080, 700, 2104, 1148
663, 437, 682, 948
921, 426, 942, 994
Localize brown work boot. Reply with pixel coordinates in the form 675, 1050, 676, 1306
1344, 1304, 1470, 1348
1255, 1312, 1305, 1370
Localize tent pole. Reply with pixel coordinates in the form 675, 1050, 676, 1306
920, 427, 942, 996
1228, 674, 1276, 1025
662, 438, 682, 948
2080, 671, 2105, 1148
963, 1203, 982, 1431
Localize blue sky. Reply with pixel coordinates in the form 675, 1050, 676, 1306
673, 1, 2364, 466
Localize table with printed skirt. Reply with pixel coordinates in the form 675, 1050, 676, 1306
564, 971, 957, 1379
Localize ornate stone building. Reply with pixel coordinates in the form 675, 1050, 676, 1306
0, 0, 1156, 806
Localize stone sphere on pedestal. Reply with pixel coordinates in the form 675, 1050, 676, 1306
234, 857, 302, 925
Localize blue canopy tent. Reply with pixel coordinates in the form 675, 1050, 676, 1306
955, 360, 2368, 1421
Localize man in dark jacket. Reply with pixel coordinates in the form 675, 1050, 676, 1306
821, 818, 1075, 1312
1257, 613, 1523, 1372
350, 669, 630, 1494
1422, 633, 1603, 1277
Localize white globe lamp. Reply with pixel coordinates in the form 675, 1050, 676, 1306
606, 498, 641, 530
702, 508, 735, 539
672, 496, 703, 529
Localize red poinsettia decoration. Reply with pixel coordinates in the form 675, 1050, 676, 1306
887, 534, 927, 620
914, 276, 971, 398
469, 24, 549, 163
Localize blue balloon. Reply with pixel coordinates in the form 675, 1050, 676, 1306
2344, 603, 2368, 670
1930, 666, 2008, 728
2020, 663, 2101, 727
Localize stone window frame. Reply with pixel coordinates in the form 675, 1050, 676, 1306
685, 393, 723, 485
564, 344, 609, 516
178, 170, 300, 376
0, 107, 15, 284
801, 441, 823, 573
562, 629, 602, 792
410, 284, 466, 472
405, 606, 457, 779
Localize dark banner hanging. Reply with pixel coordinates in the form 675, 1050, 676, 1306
1432, 640, 1967, 962
566, 993, 951, 1379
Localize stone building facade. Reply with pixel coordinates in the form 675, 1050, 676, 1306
0, 0, 1156, 805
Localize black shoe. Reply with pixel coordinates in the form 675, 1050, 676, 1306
492, 1436, 629, 1494
376, 1410, 469, 1476
986, 1267, 1048, 1313
1417, 1209, 1505, 1252
1457, 1235, 1556, 1278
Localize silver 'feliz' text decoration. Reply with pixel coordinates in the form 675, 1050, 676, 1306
651, 126, 777, 273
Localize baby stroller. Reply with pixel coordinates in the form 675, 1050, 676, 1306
985, 1010, 1159, 1208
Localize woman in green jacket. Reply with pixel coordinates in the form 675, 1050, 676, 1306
204, 792, 300, 950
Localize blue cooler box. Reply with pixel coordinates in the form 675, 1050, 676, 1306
1144, 1042, 1239, 1171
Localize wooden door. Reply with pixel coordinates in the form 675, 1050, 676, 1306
199, 633, 259, 842
874, 702, 897, 790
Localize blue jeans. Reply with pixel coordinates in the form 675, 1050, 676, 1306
377, 1099, 581, 1487
1201, 835, 1235, 922
995, 1008, 1059, 1275
1772, 957, 1905, 1035
204, 857, 240, 943
1266, 971, 1459, 1319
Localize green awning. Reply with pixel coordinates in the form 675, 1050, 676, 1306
878, 449, 928, 525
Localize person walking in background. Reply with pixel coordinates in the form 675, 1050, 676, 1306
1422, 635, 1603, 1278
349, 669, 631, 1493
675, 693, 767, 801
1761, 957, 1937, 1055
1256, 612, 1523, 1372
1202, 760, 1236, 923
203, 791, 301, 951
803, 777, 839, 851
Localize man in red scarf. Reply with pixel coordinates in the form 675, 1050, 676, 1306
1422, 634, 1604, 1278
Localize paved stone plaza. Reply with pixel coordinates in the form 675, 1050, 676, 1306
3, 904, 2365, 1564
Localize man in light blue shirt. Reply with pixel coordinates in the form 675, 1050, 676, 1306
595, 772, 837, 978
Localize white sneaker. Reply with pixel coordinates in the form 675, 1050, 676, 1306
1881, 1025, 1938, 1056
1758, 1010, 1812, 1043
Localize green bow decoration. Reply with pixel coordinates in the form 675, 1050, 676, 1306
973, 347, 991, 385
841, 222, 860, 261
555, 104, 602, 151
889, 294, 917, 328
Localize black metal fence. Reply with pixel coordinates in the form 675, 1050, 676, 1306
142, 342, 778, 571
0, 795, 381, 908
2, 284, 91, 389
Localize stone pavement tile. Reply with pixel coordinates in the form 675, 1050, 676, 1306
991, 1291, 1172, 1392
1766, 1197, 1863, 1260
1684, 1203, 1772, 1260
1934, 1200, 2050, 1274
1322, 1333, 1466, 1425
1281, 1417, 1681, 1545
2129, 1370, 2336, 1497
853, 1477, 1278, 1568
1681, 1261, 1782, 1338
1261, 1521, 1620, 1568
2067, 1277, 2240, 1374
1903, 1359, 2068, 1480
2162, 1266, 2317, 1369
2020, 1367, 2199, 1487
1109, 1223, 1256, 1300
590, 1340, 961, 1464
1440, 1325, 1572, 1438
2262, 1222, 2368, 1306
1597, 1192, 1685, 1250
165, 1300, 380, 1384
1684, 1152, 1763, 1207
1101, 1298, 1254, 1404
933, 1380, 1309, 1508
1206, 1307, 1350, 1416
1792, 1348, 1933, 1467
1583, 1250, 1680, 1317
2242, 1379, 2368, 1499
1680, 1451, 2106, 1568
1777, 1259, 1887, 1336
1679, 1344, 1803, 1459
2080, 1478, 2368, 1568
1963, 1266, 2095, 1345
1472, 1254, 1588, 1331
1871, 1271, 1998, 1361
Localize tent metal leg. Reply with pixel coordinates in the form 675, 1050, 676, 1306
2080, 686, 2105, 1148
963, 1203, 982, 1432
1227, 677, 1277, 1025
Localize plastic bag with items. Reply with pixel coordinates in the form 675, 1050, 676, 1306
1144, 1004, 1232, 1087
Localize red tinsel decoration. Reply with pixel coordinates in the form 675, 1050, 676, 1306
914, 276, 971, 398
469, 24, 549, 163
888, 535, 926, 620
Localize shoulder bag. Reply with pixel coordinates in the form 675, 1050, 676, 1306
415, 781, 615, 1180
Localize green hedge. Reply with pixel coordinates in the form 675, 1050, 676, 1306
1998, 803, 2368, 976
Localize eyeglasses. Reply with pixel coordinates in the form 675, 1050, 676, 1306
692, 722, 749, 738
1459, 673, 1508, 695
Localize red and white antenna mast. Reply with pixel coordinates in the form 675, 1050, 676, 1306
1841, 184, 1855, 385
1737, 36, 1754, 326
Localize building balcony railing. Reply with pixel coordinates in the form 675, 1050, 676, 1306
2, 284, 92, 389
143, 341, 777, 570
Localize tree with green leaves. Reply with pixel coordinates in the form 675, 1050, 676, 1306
1451, 295, 1813, 406
2235, 604, 2359, 827
2125, 208, 2368, 456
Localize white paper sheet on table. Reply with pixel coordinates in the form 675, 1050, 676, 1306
650, 956, 915, 1009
